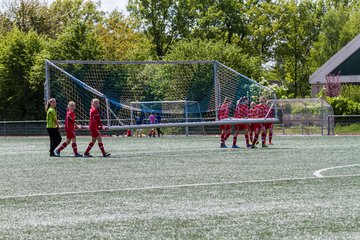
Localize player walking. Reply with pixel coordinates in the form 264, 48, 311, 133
84, 99, 111, 157
265, 100, 275, 145
156, 112, 164, 137
255, 97, 268, 148
46, 98, 62, 157
135, 112, 143, 138
219, 97, 232, 148
55, 101, 82, 157
232, 97, 251, 148
148, 112, 156, 137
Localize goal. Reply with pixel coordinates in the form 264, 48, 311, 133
44, 60, 278, 132
130, 100, 205, 135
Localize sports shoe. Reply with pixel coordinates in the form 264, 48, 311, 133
75, 153, 83, 157
232, 145, 240, 148
84, 153, 93, 157
255, 140, 259, 145
247, 144, 252, 148
55, 150, 60, 157
220, 143, 227, 148
103, 152, 111, 157
262, 144, 268, 148
251, 144, 257, 148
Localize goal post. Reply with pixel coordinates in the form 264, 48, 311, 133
44, 60, 278, 132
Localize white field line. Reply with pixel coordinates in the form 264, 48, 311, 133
313, 164, 360, 178
1, 174, 360, 200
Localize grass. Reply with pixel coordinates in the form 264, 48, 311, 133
0, 135, 359, 239
335, 123, 360, 135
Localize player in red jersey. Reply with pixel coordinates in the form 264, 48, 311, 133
84, 99, 111, 157
265, 100, 275, 145
232, 97, 251, 148
219, 97, 232, 148
256, 97, 268, 148
55, 101, 82, 157
248, 101, 259, 147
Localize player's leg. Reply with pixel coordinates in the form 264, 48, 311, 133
70, 137, 82, 157
232, 126, 240, 148
56, 138, 71, 156
244, 126, 251, 148
47, 128, 58, 157
220, 126, 227, 148
224, 125, 231, 141
251, 126, 260, 148
84, 130, 98, 157
261, 125, 268, 148
269, 124, 274, 145
97, 136, 111, 157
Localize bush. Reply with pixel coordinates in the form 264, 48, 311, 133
327, 97, 360, 115
340, 85, 360, 103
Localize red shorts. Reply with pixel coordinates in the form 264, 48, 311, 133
220, 125, 231, 130
249, 124, 260, 132
265, 123, 274, 129
66, 130, 76, 139
235, 124, 248, 131
91, 129, 101, 138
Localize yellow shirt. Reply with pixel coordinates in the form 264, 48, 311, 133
46, 107, 58, 128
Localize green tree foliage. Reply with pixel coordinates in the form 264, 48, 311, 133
127, 0, 196, 58
48, 0, 104, 37
96, 10, 152, 61
48, 21, 102, 60
0, 0, 359, 120
165, 38, 262, 80
0, 28, 45, 120
1, 0, 51, 35
193, 0, 246, 44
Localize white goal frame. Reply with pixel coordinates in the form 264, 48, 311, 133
44, 60, 279, 131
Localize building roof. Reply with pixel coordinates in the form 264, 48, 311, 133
309, 34, 360, 84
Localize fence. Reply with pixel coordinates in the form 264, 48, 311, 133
327, 115, 360, 135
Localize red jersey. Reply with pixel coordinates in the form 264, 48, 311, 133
219, 103, 230, 120
255, 104, 266, 118
268, 105, 275, 118
65, 110, 76, 132
89, 107, 102, 131
249, 107, 260, 118
234, 104, 248, 118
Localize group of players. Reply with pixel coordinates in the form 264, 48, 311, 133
46, 98, 110, 157
219, 96, 274, 149
45, 95, 273, 157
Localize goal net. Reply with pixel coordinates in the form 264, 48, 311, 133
44, 60, 278, 131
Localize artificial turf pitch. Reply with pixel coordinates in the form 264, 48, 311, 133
0, 135, 359, 239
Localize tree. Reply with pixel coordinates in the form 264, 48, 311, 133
48, 0, 104, 37
127, 0, 196, 58
96, 10, 153, 61
273, 0, 323, 97
48, 21, 102, 60
165, 38, 262, 80
1, 0, 51, 35
0, 28, 45, 120
309, 6, 349, 72
193, 0, 246, 44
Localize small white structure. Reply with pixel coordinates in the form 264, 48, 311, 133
310, 34, 360, 96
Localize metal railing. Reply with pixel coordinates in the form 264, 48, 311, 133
327, 115, 360, 135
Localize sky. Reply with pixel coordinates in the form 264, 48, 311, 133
98, 0, 128, 14
45, 0, 129, 15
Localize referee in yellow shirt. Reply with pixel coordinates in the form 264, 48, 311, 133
46, 98, 62, 157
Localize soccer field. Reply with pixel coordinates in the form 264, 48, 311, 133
0, 135, 359, 239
